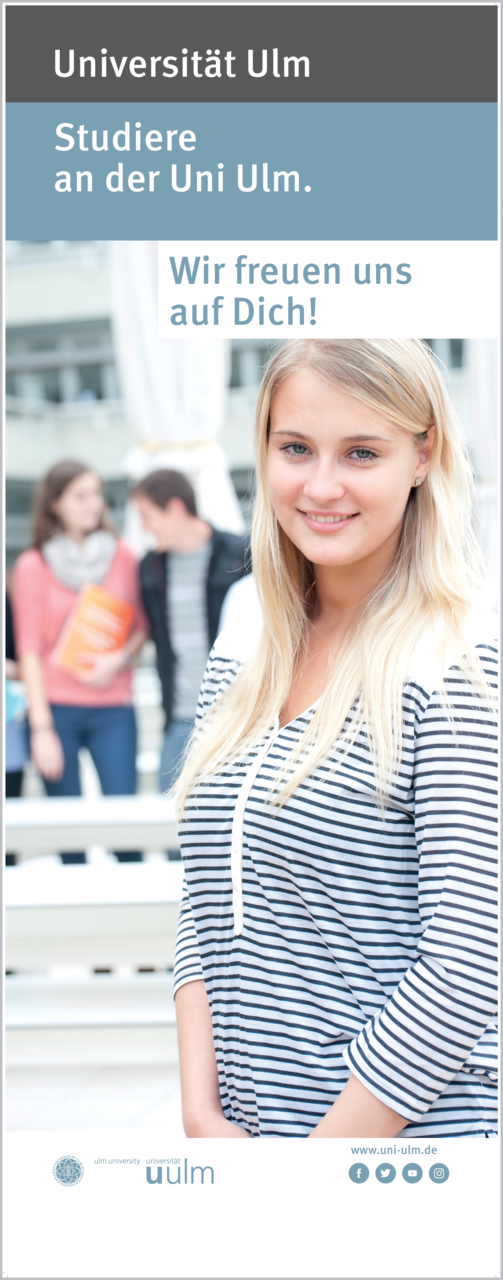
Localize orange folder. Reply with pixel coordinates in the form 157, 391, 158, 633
51, 584, 134, 677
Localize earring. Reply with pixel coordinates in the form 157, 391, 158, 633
414, 477, 422, 487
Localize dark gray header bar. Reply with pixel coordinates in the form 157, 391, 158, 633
6, 4, 497, 103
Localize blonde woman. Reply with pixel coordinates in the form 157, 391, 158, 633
173, 340, 497, 1140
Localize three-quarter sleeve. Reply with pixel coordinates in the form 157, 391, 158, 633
345, 645, 498, 1121
173, 879, 204, 996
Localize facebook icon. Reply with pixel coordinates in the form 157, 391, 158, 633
349, 1163, 370, 1183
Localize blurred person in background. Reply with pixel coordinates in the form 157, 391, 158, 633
5, 586, 29, 804
133, 469, 250, 791
12, 461, 149, 863
5, 586, 29, 865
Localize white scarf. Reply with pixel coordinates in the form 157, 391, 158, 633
42, 530, 117, 591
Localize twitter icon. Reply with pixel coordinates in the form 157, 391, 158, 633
376, 1163, 396, 1183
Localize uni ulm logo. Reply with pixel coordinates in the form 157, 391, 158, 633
53, 1155, 84, 1187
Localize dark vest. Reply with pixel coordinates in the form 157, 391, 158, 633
139, 527, 250, 725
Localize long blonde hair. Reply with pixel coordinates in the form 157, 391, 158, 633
175, 339, 489, 812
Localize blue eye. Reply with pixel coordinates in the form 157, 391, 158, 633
350, 447, 377, 463
282, 442, 309, 457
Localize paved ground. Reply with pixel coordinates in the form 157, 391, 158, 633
6, 1064, 184, 1132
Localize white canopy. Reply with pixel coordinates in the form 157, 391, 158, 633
110, 241, 244, 549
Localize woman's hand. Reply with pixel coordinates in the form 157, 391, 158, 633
307, 1073, 408, 1139
175, 979, 254, 1139
76, 649, 128, 689
184, 1108, 253, 1139
5, 658, 19, 680
30, 726, 65, 781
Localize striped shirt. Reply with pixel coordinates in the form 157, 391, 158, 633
173, 609, 498, 1138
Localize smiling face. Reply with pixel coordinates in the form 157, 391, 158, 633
51, 470, 104, 541
266, 367, 433, 579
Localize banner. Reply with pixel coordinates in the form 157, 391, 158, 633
4, 6, 500, 1279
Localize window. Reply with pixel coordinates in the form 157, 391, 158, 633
76, 364, 104, 402
230, 341, 279, 388
449, 339, 464, 369
5, 319, 120, 405
425, 339, 465, 371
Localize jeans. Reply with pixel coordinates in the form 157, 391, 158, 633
43, 704, 140, 863
6, 770, 23, 798
160, 719, 195, 792
5, 770, 23, 865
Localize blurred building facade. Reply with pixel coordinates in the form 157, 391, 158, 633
5, 240, 269, 562
5, 240, 498, 592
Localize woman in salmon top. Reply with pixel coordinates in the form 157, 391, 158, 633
13, 460, 149, 861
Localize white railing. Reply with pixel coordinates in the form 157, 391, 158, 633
5, 797, 184, 1065
5, 859, 183, 969
6, 971, 178, 1067
5, 794, 179, 857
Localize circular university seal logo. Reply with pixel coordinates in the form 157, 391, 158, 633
53, 1155, 84, 1187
